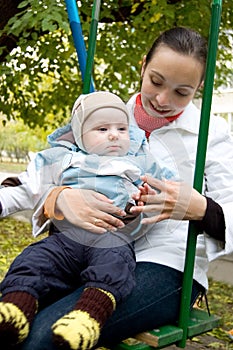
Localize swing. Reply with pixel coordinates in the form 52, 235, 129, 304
65, 0, 222, 348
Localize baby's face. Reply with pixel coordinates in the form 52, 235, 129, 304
82, 108, 130, 156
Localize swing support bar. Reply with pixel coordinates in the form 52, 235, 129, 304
177, 0, 222, 347
65, 0, 95, 92
83, 0, 101, 94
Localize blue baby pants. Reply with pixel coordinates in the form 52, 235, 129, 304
0, 231, 136, 305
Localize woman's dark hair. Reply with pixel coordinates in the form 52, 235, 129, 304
145, 27, 208, 80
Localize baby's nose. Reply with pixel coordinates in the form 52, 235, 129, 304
108, 132, 118, 141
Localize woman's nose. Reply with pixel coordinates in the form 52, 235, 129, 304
156, 90, 170, 106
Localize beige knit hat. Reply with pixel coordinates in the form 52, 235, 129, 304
71, 91, 129, 151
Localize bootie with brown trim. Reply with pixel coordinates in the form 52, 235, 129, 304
52, 287, 116, 350
0, 291, 37, 347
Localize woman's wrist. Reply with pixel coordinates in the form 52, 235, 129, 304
193, 194, 207, 220
44, 186, 71, 220
186, 190, 207, 221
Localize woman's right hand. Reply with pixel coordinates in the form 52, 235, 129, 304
131, 175, 207, 224
56, 188, 126, 233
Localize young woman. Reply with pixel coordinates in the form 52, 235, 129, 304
2, 27, 233, 350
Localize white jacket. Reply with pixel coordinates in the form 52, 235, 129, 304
127, 94, 233, 289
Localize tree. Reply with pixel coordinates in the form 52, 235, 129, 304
0, 0, 232, 128
0, 117, 48, 162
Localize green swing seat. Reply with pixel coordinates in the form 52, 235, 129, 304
115, 308, 220, 349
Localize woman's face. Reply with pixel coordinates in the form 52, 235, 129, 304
140, 45, 204, 118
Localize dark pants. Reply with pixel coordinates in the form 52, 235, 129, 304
17, 262, 204, 350
0, 232, 136, 306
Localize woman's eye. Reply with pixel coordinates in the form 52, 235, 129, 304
176, 90, 189, 97
152, 80, 161, 86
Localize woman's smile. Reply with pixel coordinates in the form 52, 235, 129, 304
149, 101, 172, 116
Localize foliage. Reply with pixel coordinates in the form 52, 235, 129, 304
195, 280, 233, 349
0, 0, 233, 128
0, 117, 48, 162
0, 0, 76, 129
0, 217, 47, 280
0, 216, 233, 348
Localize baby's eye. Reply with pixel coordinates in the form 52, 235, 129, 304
119, 127, 127, 131
98, 127, 108, 132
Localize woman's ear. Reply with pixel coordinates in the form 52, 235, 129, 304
141, 55, 147, 78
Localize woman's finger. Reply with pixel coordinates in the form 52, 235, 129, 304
141, 175, 168, 192
77, 191, 126, 217
141, 213, 167, 224
131, 193, 165, 210
90, 211, 125, 231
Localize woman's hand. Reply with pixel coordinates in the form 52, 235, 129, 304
56, 188, 126, 233
131, 175, 207, 224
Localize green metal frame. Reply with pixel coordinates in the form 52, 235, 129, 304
83, 0, 101, 94
177, 0, 222, 347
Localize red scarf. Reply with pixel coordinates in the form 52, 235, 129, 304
134, 94, 182, 138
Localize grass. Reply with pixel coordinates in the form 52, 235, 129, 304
0, 217, 47, 279
0, 161, 28, 173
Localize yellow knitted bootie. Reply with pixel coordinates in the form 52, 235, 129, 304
0, 291, 37, 347
0, 302, 29, 346
52, 287, 116, 350
52, 309, 100, 350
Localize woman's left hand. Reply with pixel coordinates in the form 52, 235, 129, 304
131, 175, 207, 224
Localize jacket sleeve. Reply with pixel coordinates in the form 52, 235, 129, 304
0, 176, 22, 215
194, 197, 225, 242
0, 147, 64, 220
202, 116, 233, 260
0, 185, 33, 216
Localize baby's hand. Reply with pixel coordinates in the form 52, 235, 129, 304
132, 179, 158, 206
